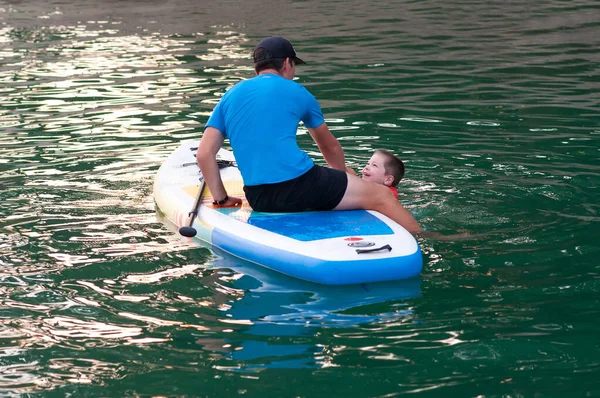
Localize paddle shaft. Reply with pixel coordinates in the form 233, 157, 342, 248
178, 156, 234, 238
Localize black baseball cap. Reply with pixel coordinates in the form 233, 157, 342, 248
252, 36, 305, 65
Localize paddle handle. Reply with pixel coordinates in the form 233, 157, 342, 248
178, 178, 206, 237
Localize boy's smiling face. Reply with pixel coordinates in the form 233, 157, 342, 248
362, 153, 394, 186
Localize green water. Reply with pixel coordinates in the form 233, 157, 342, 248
1, 0, 599, 396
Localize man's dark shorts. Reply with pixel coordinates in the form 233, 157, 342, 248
243, 165, 348, 212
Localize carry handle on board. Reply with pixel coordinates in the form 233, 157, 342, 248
356, 244, 392, 254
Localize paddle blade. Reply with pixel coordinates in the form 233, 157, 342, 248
179, 226, 197, 237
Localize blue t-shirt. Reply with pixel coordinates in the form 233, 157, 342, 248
205, 73, 325, 186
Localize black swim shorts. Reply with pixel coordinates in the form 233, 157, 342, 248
243, 165, 348, 212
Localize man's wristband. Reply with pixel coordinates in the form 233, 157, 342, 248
212, 195, 228, 205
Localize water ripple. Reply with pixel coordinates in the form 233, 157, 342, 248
0, 0, 598, 395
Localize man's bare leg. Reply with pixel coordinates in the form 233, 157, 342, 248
334, 173, 421, 234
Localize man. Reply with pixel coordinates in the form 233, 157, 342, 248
196, 36, 421, 233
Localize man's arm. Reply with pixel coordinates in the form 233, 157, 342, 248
307, 122, 351, 172
196, 127, 241, 207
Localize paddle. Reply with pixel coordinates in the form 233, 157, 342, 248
179, 177, 206, 238
178, 157, 236, 238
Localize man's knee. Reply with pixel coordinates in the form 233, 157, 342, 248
365, 183, 393, 210
369, 184, 395, 210
336, 176, 393, 211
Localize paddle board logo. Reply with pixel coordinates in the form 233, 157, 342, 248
347, 241, 375, 248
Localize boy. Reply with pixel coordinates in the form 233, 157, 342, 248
362, 151, 471, 240
361, 150, 404, 199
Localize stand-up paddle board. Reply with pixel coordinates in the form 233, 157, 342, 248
154, 141, 422, 285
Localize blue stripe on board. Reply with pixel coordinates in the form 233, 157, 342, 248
246, 210, 394, 241
211, 227, 422, 285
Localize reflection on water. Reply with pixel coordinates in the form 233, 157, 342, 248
0, 238, 424, 387
0, 0, 598, 395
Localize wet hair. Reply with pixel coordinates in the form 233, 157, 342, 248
253, 48, 292, 73
375, 149, 405, 187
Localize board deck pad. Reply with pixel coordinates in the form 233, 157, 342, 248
247, 210, 394, 242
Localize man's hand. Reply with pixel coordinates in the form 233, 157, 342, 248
213, 196, 243, 208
